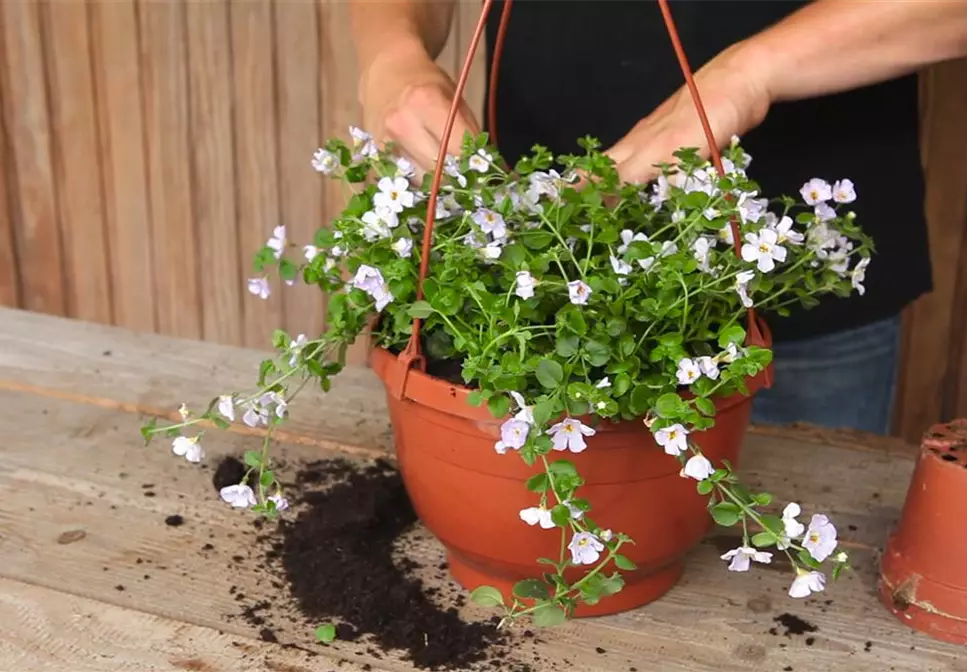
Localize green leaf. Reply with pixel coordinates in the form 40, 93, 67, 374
694, 397, 716, 417
244, 450, 263, 468
140, 417, 158, 445
718, 325, 746, 348
315, 623, 337, 644
654, 392, 684, 419
564, 309, 588, 335
488, 394, 511, 419
535, 360, 564, 389
532, 399, 557, 427
407, 301, 435, 319
614, 554, 637, 571
797, 548, 822, 570
547, 459, 578, 477
751, 531, 777, 548
752, 492, 773, 506
583, 339, 611, 367
697, 479, 714, 495
555, 334, 580, 357
512, 579, 550, 600
532, 603, 567, 627
469, 585, 505, 607
709, 502, 742, 527
628, 385, 651, 417
526, 473, 550, 492
550, 504, 571, 527
467, 390, 485, 407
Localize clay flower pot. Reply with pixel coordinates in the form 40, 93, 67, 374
369, 327, 773, 618
878, 419, 967, 645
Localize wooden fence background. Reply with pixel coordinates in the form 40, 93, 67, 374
1, 0, 966, 442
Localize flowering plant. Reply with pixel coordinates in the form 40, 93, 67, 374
143, 127, 871, 632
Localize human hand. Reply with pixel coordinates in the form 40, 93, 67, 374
359, 40, 480, 179
605, 43, 773, 184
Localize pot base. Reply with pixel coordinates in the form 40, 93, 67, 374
878, 562, 967, 646
448, 551, 684, 618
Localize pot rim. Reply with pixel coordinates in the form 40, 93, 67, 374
369, 319, 773, 429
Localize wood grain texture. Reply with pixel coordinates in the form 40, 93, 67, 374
893, 59, 967, 442
276, 0, 326, 341
40, 0, 112, 324
0, 55, 20, 309
0, 308, 965, 671
139, 0, 201, 340
89, 0, 156, 332
0, 0, 66, 316
186, 0, 243, 346
230, 0, 284, 349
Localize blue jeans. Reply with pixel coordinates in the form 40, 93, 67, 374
751, 316, 902, 435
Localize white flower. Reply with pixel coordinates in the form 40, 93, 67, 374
563, 499, 584, 520
312, 148, 338, 174
373, 176, 415, 214
741, 228, 787, 273
172, 435, 204, 463
851, 257, 869, 296
259, 391, 287, 419
717, 342, 742, 364
832, 178, 856, 203
735, 269, 755, 308
676, 357, 701, 386
610, 255, 632, 276
495, 418, 530, 454
738, 193, 768, 224
567, 280, 592, 305
268, 494, 289, 512
394, 156, 415, 178
220, 484, 257, 509
599, 529, 614, 542
472, 208, 507, 240
548, 418, 595, 453
654, 423, 689, 456
178, 403, 190, 421
802, 513, 838, 562
443, 155, 467, 187
349, 125, 377, 161
391, 237, 413, 258
789, 569, 826, 598
217, 395, 235, 422
721, 546, 773, 572
515, 271, 536, 300
703, 207, 720, 221
481, 243, 503, 260
247, 276, 270, 300
778, 502, 805, 549
520, 506, 555, 529
303, 245, 320, 262
800, 178, 832, 205
681, 454, 715, 481
568, 532, 605, 565
352, 264, 394, 311
288, 333, 308, 366
468, 149, 492, 173
637, 240, 677, 271
814, 202, 837, 222
506, 391, 534, 425
696, 356, 720, 380
717, 223, 736, 247
360, 209, 395, 241
242, 400, 269, 428
772, 215, 804, 245
692, 237, 713, 271
595, 377, 610, 389
617, 229, 648, 254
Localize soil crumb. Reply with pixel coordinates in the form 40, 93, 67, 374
213, 456, 247, 492
773, 613, 818, 637
220, 455, 535, 671
164, 514, 185, 527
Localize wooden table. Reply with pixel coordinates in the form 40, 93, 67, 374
0, 306, 963, 672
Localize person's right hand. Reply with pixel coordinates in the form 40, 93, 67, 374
359, 41, 481, 179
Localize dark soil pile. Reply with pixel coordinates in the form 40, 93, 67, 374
224, 455, 534, 671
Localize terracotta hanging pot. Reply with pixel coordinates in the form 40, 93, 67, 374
878, 419, 967, 644
369, 324, 773, 618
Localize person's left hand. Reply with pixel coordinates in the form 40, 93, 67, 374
604, 43, 773, 184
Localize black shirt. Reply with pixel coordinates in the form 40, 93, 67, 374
484, 0, 932, 343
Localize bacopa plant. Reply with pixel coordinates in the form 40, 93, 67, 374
143, 127, 870, 630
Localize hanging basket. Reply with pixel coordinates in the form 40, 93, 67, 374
368, 0, 775, 616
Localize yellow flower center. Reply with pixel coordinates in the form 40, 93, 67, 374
759, 243, 770, 253
578, 538, 589, 547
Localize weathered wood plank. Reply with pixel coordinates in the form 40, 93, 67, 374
0, 65, 19, 308
139, 0, 201, 340
40, 0, 113, 324
0, 578, 379, 672
230, 0, 284, 349
276, 0, 326, 341
89, 0, 156, 332
0, 0, 66, 315
185, 0, 243, 347
0, 389, 962, 671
